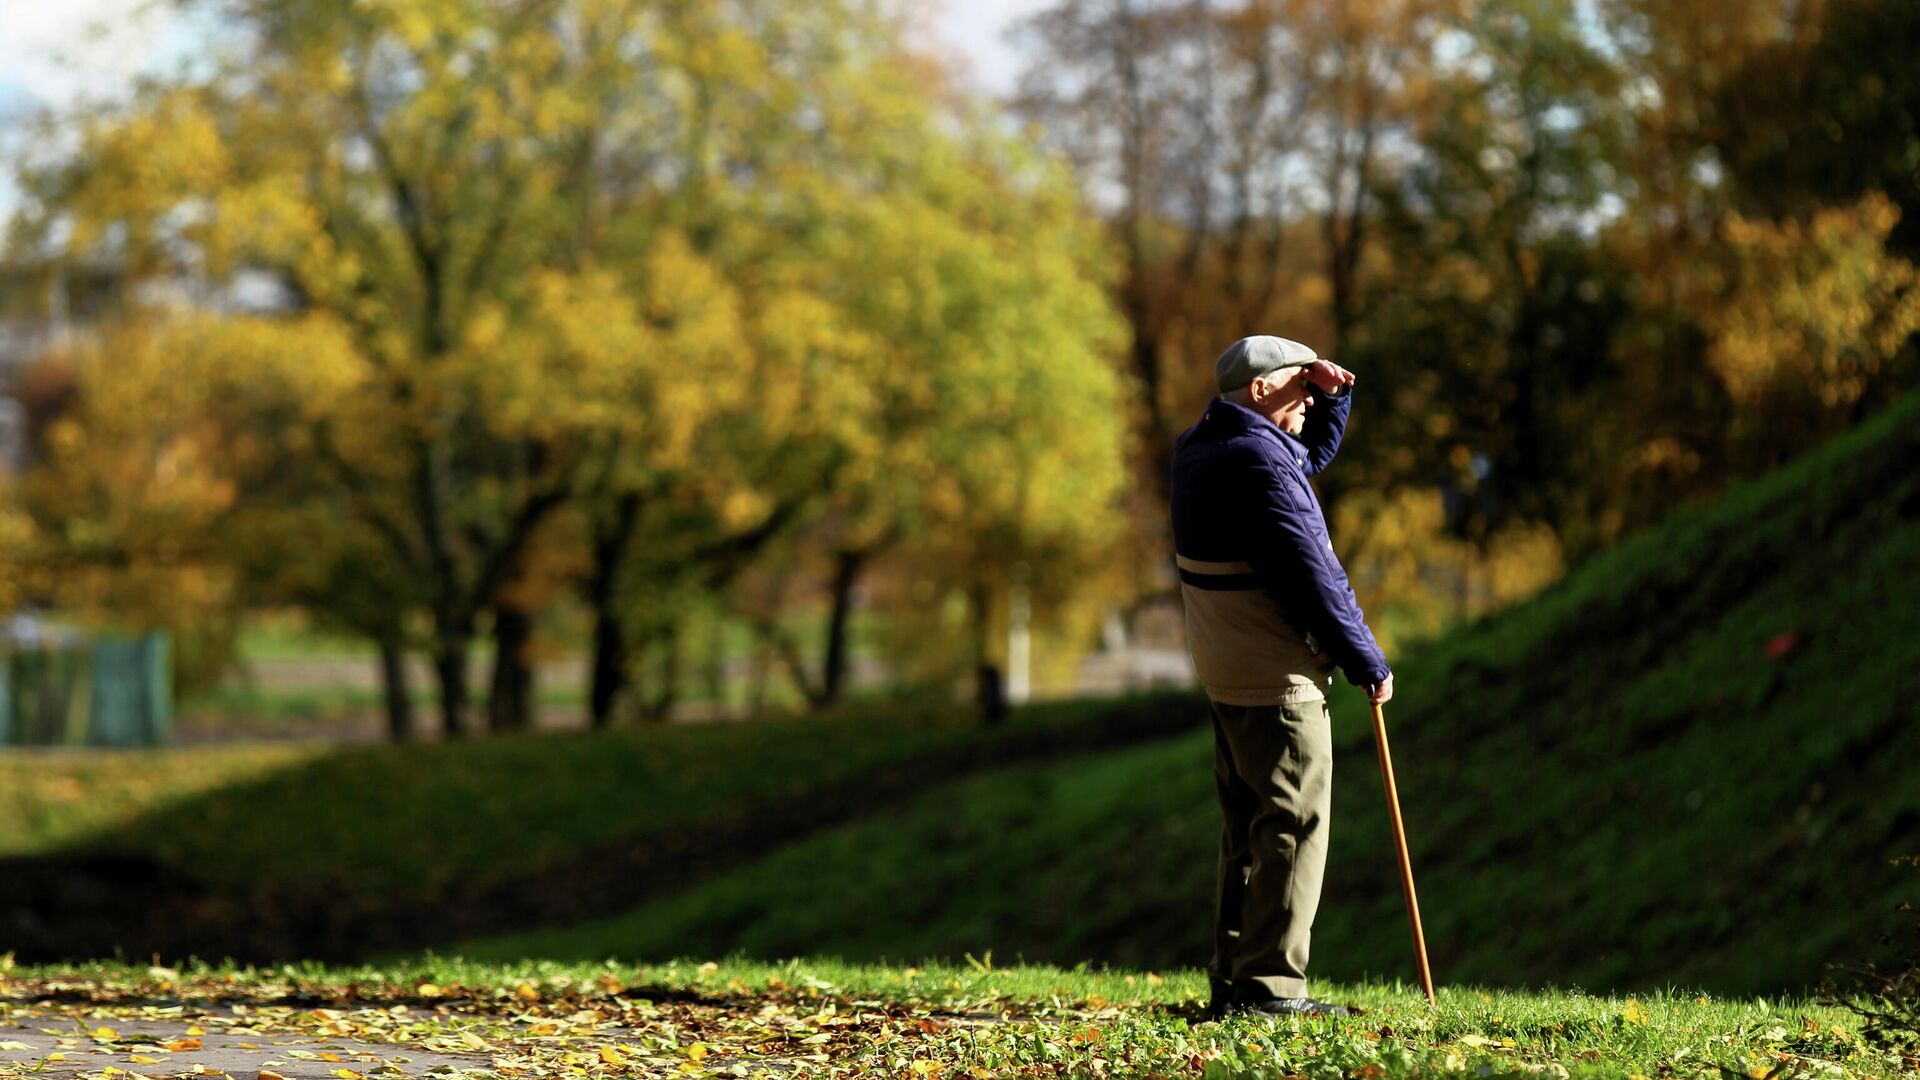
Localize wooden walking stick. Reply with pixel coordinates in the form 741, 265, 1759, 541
1370, 699, 1437, 1006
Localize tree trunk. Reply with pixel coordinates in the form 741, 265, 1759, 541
432, 620, 473, 738
584, 491, 641, 730
815, 547, 866, 710
487, 605, 535, 733
638, 624, 681, 724
703, 612, 728, 718
376, 629, 413, 742
589, 601, 624, 730
968, 581, 1006, 727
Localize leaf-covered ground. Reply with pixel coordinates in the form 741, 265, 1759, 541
0, 958, 1908, 1080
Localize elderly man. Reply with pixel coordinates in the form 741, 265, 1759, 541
1171, 334, 1393, 1020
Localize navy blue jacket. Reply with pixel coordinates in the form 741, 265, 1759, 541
1170, 389, 1390, 694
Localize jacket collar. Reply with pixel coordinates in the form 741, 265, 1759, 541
1199, 396, 1305, 455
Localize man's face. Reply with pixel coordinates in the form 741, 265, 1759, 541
1252, 367, 1315, 435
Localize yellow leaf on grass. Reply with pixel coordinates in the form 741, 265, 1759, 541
910, 1062, 941, 1076
515, 983, 541, 1002
598, 1046, 626, 1065
687, 1043, 709, 1061
1621, 1000, 1649, 1024
1074, 1028, 1102, 1044
417, 983, 444, 997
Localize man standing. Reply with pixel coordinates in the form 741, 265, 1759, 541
1171, 334, 1393, 1020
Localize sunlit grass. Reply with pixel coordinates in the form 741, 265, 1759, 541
3, 957, 1902, 1078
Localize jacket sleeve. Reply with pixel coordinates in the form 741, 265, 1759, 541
1242, 457, 1392, 687
1299, 382, 1352, 477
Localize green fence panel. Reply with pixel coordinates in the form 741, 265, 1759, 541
0, 630, 171, 747
87, 632, 171, 747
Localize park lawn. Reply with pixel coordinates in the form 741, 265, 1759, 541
453, 391, 1920, 998
0, 957, 1903, 1079
0, 692, 1193, 904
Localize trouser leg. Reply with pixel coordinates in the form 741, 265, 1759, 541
1208, 703, 1259, 986
1208, 696, 1333, 1001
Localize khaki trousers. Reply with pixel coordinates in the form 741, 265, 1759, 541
1206, 695, 1333, 1001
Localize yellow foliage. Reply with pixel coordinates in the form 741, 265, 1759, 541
1697, 193, 1920, 409
1335, 488, 1564, 650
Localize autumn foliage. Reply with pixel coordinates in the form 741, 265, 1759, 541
4, 0, 1918, 731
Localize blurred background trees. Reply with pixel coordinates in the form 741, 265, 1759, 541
1008, 0, 1918, 634
3, 0, 1130, 735
2, 0, 1915, 736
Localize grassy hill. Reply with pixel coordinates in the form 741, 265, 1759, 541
0, 692, 1209, 965
453, 392, 1920, 997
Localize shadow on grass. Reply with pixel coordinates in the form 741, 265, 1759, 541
3, 692, 1211, 968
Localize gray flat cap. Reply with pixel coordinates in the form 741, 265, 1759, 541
1215, 335, 1318, 394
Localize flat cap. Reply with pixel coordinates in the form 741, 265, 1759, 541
1215, 335, 1317, 394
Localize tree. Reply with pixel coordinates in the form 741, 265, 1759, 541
11, 0, 1134, 731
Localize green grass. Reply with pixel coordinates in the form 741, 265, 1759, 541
454, 392, 1920, 997
2, 957, 1904, 1079
1, 693, 1190, 902
230, 613, 378, 661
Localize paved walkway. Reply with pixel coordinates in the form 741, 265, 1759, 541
0, 1005, 496, 1078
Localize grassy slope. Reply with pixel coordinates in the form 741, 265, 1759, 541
456, 393, 1920, 997
0, 694, 1186, 903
